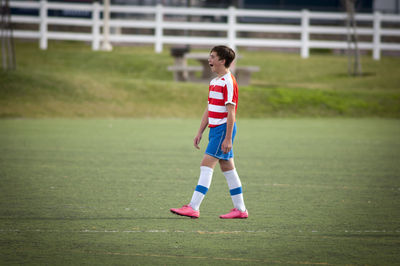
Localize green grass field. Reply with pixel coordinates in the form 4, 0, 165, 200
1, 41, 400, 118
1, 118, 399, 265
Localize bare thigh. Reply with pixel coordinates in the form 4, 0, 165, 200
219, 158, 235, 172
201, 154, 236, 172
200, 154, 219, 169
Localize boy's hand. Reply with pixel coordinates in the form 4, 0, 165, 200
194, 133, 202, 149
221, 138, 232, 154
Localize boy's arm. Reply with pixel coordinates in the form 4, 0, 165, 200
194, 106, 209, 149
221, 103, 235, 154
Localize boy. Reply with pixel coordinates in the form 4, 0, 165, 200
170, 45, 248, 219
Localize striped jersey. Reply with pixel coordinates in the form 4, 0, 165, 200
207, 72, 238, 128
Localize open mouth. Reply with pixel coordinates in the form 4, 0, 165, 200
209, 64, 214, 67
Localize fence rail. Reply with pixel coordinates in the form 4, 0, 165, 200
6, 0, 400, 60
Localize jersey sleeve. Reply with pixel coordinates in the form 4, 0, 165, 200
223, 78, 236, 106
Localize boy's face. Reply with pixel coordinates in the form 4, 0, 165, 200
208, 51, 226, 73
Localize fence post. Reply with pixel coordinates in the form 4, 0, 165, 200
228, 6, 236, 51
101, 0, 112, 51
373, 11, 381, 60
39, 0, 47, 50
155, 4, 163, 53
92, 2, 100, 51
301, 9, 309, 58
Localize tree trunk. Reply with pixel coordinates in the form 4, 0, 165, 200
1, 0, 16, 70
344, 0, 362, 76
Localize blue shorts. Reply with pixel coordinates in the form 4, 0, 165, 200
205, 123, 237, 160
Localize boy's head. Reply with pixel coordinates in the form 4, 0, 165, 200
210, 46, 235, 68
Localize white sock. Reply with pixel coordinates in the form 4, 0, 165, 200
189, 166, 214, 211
223, 168, 246, 212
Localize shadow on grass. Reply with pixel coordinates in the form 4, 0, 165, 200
333, 72, 376, 78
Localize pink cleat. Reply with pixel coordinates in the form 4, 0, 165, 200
170, 205, 200, 219
219, 208, 248, 219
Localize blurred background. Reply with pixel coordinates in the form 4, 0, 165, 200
1, 0, 400, 118
1, 1, 400, 265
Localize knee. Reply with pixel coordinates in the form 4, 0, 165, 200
201, 155, 218, 169
219, 159, 235, 172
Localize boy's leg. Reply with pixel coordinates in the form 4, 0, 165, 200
219, 158, 235, 172
189, 155, 219, 210
219, 159, 247, 213
201, 154, 219, 169
170, 154, 219, 218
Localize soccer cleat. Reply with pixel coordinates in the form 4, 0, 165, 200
170, 205, 200, 219
219, 208, 248, 219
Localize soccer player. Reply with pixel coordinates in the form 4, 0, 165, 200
170, 45, 248, 219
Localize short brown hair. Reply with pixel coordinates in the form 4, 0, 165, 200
211, 45, 235, 68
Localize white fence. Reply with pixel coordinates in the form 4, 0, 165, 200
8, 0, 400, 60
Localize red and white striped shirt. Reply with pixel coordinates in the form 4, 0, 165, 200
207, 72, 238, 128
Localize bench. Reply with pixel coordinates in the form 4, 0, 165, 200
185, 53, 215, 80
167, 47, 260, 85
234, 66, 260, 86
167, 65, 203, 82
168, 65, 260, 85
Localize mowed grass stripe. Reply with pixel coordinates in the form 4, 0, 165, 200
71, 250, 332, 265
2, 228, 400, 234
